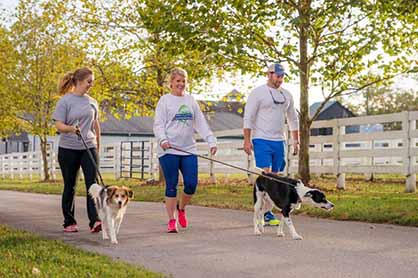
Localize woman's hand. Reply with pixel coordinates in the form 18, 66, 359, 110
210, 146, 217, 156
160, 141, 171, 150
55, 121, 79, 134
72, 125, 80, 134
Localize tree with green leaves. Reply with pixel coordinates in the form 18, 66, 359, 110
70, 0, 236, 183
68, 0, 227, 119
155, 0, 418, 184
345, 85, 418, 115
0, 27, 27, 137
1, 0, 87, 180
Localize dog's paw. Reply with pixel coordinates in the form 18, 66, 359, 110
103, 235, 109, 240
277, 232, 285, 237
292, 234, 303, 240
254, 229, 262, 236
111, 240, 118, 244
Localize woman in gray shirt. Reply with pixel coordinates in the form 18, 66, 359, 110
53, 67, 101, 233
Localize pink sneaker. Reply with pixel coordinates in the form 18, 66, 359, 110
177, 209, 188, 228
90, 221, 102, 233
167, 219, 178, 233
63, 224, 78, 233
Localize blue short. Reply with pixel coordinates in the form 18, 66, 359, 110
158, 154, 198, 198
252, 139, 286, 173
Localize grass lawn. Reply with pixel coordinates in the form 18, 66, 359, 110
0, 225, 162, 278
0, 173, 417, 227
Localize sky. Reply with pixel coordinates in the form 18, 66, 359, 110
198, 65, 418, 110
2, 0, 417, 110
0, 0, 16, 10
195, 71, 327, 109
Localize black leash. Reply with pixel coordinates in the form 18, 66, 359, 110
168, 146, 297, 187
75, 128, 106, 187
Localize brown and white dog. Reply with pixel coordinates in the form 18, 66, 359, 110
89, 184, 133, 244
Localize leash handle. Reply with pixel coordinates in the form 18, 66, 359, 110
75, 126, 105, 186
168, 146, 294, 186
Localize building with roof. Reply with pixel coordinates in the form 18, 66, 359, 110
309, 101, 357, 136
0, 107, 244, 154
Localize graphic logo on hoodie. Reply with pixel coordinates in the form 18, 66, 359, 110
173, 104, 193, 126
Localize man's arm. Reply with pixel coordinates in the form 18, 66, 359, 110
243, 128, 253, 155
290, 130, 299, 155
243, 91, 257, 155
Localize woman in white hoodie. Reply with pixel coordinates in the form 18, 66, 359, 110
153, 68, 217, 233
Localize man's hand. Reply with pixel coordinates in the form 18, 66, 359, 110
243, 140, 253, 155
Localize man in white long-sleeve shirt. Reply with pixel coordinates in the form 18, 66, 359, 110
243, 63, 300, 225
153, 68, 217, 233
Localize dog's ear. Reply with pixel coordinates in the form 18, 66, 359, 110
304, 191, 313, 198
127, 188, 134, 199
297, 179, 305, 187
121, 186, 134, 199
106, 186, 117, 198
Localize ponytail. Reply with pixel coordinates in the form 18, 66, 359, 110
57, 67, 93, 95
57, 72, 75, 95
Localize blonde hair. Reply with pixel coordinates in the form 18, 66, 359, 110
58, 67, 93, 95
169, 67, 188, 80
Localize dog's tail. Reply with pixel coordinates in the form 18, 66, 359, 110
89, 183, 106, 210
89, 183, 103, 199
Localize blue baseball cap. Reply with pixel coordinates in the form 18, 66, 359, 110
267, 63, 286, 76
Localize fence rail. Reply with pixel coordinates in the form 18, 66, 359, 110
0, 111, 416, 192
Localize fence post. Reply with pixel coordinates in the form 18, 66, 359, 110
18, 153, 23, 180
247, 154, 254, 184
335, 120, 345, 189
10, 154, 15, 179
364, 139, 374, 181
0, 155, 3, 179
51, 150, 56, 180
149, 141, 156, 181
38, 152, 44, 180
114, 143, 120, 180
405, 111, 416, 193
209, 151, 216, 184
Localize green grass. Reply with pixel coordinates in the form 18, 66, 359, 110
0, 225, 162, 278
1, 174, 417, 227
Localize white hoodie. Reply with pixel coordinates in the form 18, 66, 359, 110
153, 94, 217, 157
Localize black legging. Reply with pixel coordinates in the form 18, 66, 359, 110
58, 147, 99, 228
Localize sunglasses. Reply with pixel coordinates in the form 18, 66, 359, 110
269, 89, 286, 105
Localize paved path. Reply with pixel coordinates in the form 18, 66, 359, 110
0, 190, 417, 278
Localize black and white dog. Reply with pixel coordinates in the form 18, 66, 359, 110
253, 173, 334, 240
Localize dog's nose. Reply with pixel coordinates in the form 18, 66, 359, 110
118, 201, 122, 205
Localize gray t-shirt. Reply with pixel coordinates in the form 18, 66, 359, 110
52, 93, 99, 150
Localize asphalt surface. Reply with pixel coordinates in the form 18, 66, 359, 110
0, 190, 417, 278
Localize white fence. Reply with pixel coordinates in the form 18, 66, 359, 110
0, 111, 416, 192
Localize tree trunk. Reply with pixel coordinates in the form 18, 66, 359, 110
298, 0, 311, 185
40, 135, 50, 181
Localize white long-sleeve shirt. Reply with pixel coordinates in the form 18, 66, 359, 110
243, 84, 299, 141
153, 94, 217, 157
